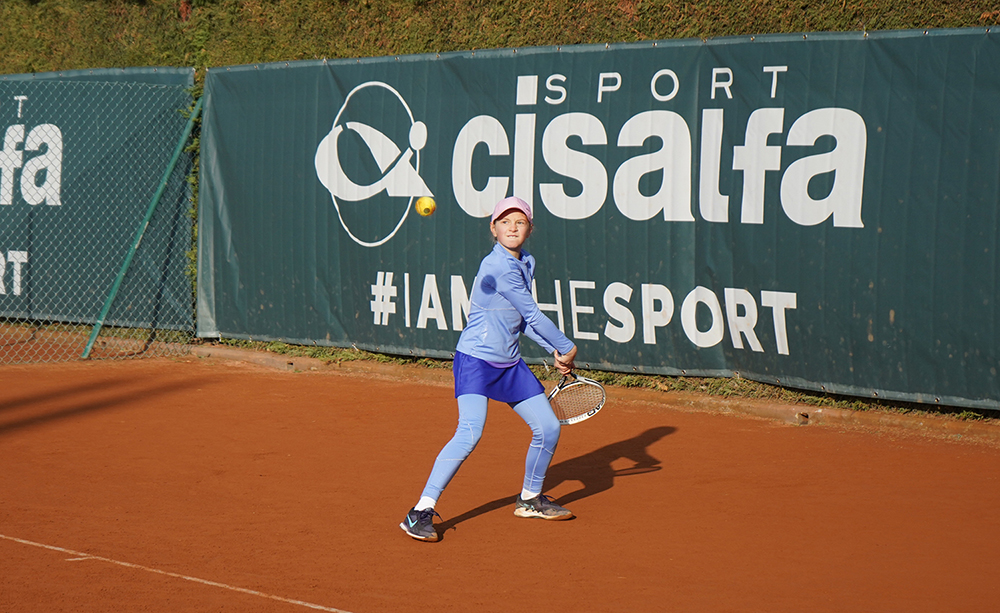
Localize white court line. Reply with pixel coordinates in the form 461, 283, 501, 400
0, 533, 351, 613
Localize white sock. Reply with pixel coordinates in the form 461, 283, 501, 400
520, 488, 539, 501
414, 496, 437, 511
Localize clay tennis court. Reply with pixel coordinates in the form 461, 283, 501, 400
2, 354, 999, 612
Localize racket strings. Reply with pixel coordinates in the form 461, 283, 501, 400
550, 383, 604, 421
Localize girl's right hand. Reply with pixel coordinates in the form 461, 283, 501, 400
554, 346, 577, 375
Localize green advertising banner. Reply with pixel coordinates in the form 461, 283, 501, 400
198, 29, 1000, 410
0, 68, 195, 331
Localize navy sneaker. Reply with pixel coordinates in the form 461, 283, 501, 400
400, 507, 441, 541
513, 494, 573, 520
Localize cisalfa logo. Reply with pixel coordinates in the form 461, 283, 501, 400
315, 81, 434, 247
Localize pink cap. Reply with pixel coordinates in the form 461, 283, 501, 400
490, 196, 533, 224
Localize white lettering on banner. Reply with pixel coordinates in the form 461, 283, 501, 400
0, 250, 29, 295
699, 108, 728, 222
680, 286, 726, 348
603, 282, 635, 344
763, 66, 788, 99
404, 272, 411, 328
0, 125, 25, 205
650, 69, 680, 102
711, 68, 734, 100
780, 108, 866, 227
597, 72, 622, 103
516, 75, 539, 106
724, 287, 764, 352
761, 290, 797, 355
22, 125, 62, 206
540, 113, 607, 220
416, 273, 448, 330
371, 271, 797, 355
544, 75, 568, 105
0, 121, 63, 206
531, 278, 566, 332
452, 115, 510, 217
733, 108, 784, 224
14, 96, 28, 119
641, 283, 674, 344
514, 113, 536, 210
569, 280, 599, 341
451, 66, 866, 228
370, 271, 396, 325
613, 110, 693, 221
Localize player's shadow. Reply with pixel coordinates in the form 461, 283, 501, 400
543, 425, 676, 505
437, 425, 675, 537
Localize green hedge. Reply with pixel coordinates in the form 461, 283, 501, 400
2, 0, 998, 76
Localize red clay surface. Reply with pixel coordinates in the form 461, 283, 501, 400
2, 356, 999, 612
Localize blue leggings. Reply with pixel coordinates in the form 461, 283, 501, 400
420, 393, 561, 502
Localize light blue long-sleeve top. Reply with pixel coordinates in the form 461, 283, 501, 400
455, 243, 575, 366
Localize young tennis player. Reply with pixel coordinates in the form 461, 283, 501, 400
400, 196, 578, 542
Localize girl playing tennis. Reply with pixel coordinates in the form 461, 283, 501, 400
400, 196, 578, 542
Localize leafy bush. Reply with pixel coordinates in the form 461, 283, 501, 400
1, 0, 998, 77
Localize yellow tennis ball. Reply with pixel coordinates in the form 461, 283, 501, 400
415, 196, 436, 217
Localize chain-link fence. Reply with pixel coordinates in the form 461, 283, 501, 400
0, 77, 196, 363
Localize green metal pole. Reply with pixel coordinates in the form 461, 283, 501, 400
83, 97, 203, 359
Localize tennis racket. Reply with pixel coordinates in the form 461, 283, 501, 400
547, 373, 606, 425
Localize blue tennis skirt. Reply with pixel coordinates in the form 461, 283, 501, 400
453, 351, 544, 404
